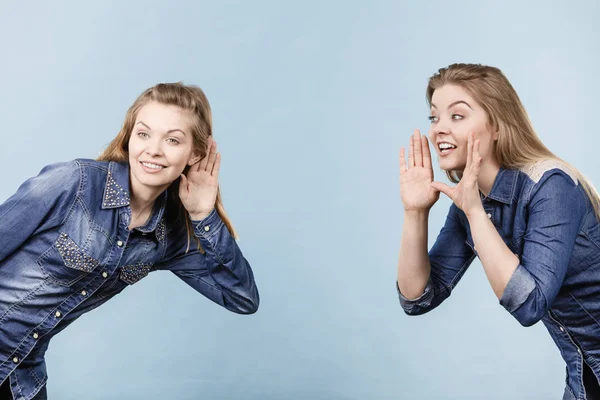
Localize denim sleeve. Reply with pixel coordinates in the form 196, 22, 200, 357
0, 161, 80, 263
398, 204, 476, 315
500, 172, 586, 327
157, 209, 259, 315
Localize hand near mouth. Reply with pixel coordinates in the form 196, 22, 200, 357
399, 129, 440, 212
179, 137, 220, 221
431, 132, 485, 218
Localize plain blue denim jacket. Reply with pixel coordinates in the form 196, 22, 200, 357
0, 159, 259, 400
397, 161, 600, 400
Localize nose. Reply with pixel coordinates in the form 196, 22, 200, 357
144, 137, 164, 157
432, 117, 451, 137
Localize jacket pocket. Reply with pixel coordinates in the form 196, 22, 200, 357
119, 263, 153, 285
37, 232, 100, 287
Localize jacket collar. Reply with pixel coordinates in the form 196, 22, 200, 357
485, 167, 519, 205
102, 161, 167, 235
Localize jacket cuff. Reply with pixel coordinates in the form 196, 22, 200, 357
499, 263, 536, 313
191, 209, 224, 241
397, 279, 434, 313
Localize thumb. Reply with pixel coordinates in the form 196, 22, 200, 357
431, 181, 453, 198
179, 174, 188, 195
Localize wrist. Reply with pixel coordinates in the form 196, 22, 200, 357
404, 209, 430, 219
465, 206, 487, 221
189, 209, 214, 221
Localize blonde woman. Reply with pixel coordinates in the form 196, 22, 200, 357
397, 63, 600, 399
0, 83, 259, 400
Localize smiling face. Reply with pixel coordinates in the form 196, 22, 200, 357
428, 84, 499, 172
128, 101, 200, 196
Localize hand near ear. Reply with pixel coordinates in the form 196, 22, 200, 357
431, 132, 485, 218
179, 137, 220, 221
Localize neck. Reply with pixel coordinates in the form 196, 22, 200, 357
477, 157, 502, 197
128, 177, 166, 218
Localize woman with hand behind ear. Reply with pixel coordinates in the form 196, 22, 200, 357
0, 83, 258, 400
397, 63, 600, 400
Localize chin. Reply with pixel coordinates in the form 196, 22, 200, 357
437, 155, 466, 172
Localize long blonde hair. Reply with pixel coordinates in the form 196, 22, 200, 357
426, 63, 600, 219
98, 82, 237, 251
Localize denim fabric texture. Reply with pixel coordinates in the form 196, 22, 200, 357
398, 161, 600, 399
0, 159, 259, 400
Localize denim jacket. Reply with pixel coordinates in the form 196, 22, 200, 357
398, 161, 600, 400
0, 159, 259, 400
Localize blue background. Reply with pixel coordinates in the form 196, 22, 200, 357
1, 1, 599, 399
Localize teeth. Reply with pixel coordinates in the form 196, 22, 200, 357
438, 143, 456, 150
141, 162, 164, 170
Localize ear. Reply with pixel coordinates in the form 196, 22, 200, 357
187, 150, 202, 166
492, 128, 500, 141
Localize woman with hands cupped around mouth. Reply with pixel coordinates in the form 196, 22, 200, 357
396, 63, 600, 400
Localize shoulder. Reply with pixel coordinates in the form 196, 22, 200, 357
74, 158, 111, 175
519, 159, 580, 199
33, 159, 82, 187
13, 160, 84, 204
518, 160, 586, 212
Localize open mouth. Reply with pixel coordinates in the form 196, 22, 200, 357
139, 161, 166, 172
438, 142, 457, 155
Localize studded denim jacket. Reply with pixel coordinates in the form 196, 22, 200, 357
398, 161, 600, 400
0, 159, 259, 400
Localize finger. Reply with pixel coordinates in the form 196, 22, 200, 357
422, 136, 433, 171
473, 139, 482, 169
178, 174, 188, 196
198, 137, 213, 171
399, 147, 407, 173
465, 132, 474, 170
211, 152, 221, 176
413, 130, 423, 167
207, 140, 218, 172
408, 135, 415, 169
431, 181, 453, 198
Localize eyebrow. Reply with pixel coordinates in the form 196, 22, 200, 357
136, 121, 187, 136
430, 100, 473, 110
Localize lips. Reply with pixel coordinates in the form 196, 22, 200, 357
139, 161, 166, 173
437, 142, 457, 155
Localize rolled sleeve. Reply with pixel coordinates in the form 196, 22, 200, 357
499, 171, 586, 327
397, 204, 475, 316
397, 279, 435, 315
500, 263, 536, 313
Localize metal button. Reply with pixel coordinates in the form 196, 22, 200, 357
33, 333, 39, 339
55, 311, 61, 318
486, 213, 492, 219
102, 271, 108, 278
204, 225, 210, 232
117, 240, 124, 247
559, 326, 564, 332
81, 290, 87, 296
12, 357, 18, 363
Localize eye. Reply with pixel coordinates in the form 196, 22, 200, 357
428, 115, 439, 123
137, 131, 149, 138
166, 138, 180, 145
451, 114, 464, 121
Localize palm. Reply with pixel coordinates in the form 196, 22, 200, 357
431, 132, 484, 218
179, 137, 220, 218
399, 130, 440, 211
